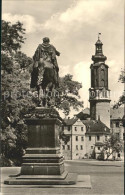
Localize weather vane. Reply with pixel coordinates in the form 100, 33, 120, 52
98, 32, 101, 40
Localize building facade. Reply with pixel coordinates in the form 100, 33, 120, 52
60, 118, 86, 160
60, 115, 111, 160
110, 107, 124, 141
82, 119, 110, 159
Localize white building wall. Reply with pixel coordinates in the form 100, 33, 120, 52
60, 126, 72, 160
60, 119, 87, 160
72, 119, 86, 159
60, 118, 111, 160
60, 139, 71, 160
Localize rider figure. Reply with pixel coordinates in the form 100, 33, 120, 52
33, 37, 60, 72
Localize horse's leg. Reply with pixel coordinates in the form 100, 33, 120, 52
36, 84, 44, 106
36, 86, 41, 106
47, 82, 56, 107
37, 87, 39, 100
42, 87, 47, 107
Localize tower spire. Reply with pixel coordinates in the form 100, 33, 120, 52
92, 33, 107, 63
98, 33, 101, 40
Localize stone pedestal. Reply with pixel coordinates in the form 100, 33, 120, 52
4, 107, 77, 185
21, 117, 66, 177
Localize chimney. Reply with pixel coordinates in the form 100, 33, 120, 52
98, 115, 100, 121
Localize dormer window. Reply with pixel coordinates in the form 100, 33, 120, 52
104, 127, 107, 131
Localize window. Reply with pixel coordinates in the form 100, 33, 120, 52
96, 79, 98, 86
116, 122, 119, 127
68, 126, 70, 131
101, 79, 105, 87
101, 69, 105, 80
80, 145, 83, 150
87, 125, 90, 132
81, 127, 83, 131
62, 145, 65, 150
76, 145, 78, 150
119, 122, 122, 127
98, 147, 100, 150
105, 136, 107, 141
81, 136, 84, 141
97, 135, 100, 141
91, 146, 93, 149
67, 145, 70, 150
76, 136, 78, 141
118, 153, 120, 158
89, 136, 91, 141
75, 127, 77, 131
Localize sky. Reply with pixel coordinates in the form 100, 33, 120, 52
2, 0, 124, 116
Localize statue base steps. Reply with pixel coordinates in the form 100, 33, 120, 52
4, 173, 78, 185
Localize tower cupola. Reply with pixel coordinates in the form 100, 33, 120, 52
92, 33, 107, 63
95, 38, 103, 55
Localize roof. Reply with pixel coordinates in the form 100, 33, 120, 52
91, 62, 109, 68
63, 118, 78, 126
82, 108, 90, 115
110, 107, 124, 120
82, 119, 110, 134
75, 108, 90, 120
76, 107, 124, 120
95, 39, 103, 45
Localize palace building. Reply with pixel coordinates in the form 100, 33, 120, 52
60, 36, 114, 160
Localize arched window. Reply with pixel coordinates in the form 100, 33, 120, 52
96, 79, 98, 86
101, 69, 105, 80
101, 79, 105, 87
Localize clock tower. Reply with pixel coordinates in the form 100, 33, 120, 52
89, 35, 111, 128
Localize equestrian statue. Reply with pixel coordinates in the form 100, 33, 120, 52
30, 37, 60, 107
